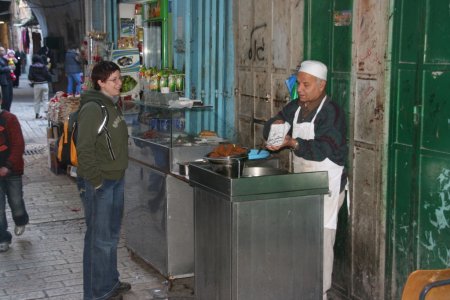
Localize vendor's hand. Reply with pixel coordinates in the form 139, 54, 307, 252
266, 135, 293, 151
266, 143, 282, 151
0, 167, 10, 177
272, 119, 285, 125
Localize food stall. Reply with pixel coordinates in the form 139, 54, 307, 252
189, 164, 329, 299
122, 0, 250, 281
116, 0, 198, 279
124, 94, 222, 278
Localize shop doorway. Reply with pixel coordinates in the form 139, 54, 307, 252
304, 0, 353, 296
387, 0, 450, 298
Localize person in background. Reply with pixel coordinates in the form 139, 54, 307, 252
65, 45, 83, 97
263, 60, 348, 300
76, 61, 130, 300
0, 100, 29, 252
12, 50, 22, 88
37, 45, 53, 73
19, 50, 26, 74
0, 46, 14, 111
38, 46, 55, 94
5, 50, 18, 83
28, 55, 52, 119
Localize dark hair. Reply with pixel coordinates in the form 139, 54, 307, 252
32, 54, 43, 64
91, 61, 120, 90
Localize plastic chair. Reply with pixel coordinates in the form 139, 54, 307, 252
401, 269, 450, 300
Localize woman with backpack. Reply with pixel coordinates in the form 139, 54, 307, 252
28, 55, 52, 119
76, 61, 130, 300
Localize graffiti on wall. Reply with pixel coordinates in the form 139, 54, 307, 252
421, 168, 450, 267
357, 0, 381, 74
248, 23, 267, 61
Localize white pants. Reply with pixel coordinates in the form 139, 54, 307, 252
33, 83, 49, 115
323, 191, 346, 300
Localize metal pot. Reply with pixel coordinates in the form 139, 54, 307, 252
241, 167, 289, 177
205, 152, 248, 178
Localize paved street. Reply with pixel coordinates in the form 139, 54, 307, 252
0, 76, 194, 300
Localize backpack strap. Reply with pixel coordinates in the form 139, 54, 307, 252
95, 101, 109, 135
81, 100, 109, 135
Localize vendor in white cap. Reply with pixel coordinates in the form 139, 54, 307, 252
263, 60, 348, 300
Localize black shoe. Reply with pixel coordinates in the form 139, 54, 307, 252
117, 281, 131, 293
106, 290, 123, 300
106, 282, 130, 300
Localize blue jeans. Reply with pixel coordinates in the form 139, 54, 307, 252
0, 175, 29, 243
79, 177, 125, 300
67, 72, 82, 95
1, 83, 13, 111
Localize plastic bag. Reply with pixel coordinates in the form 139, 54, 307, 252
285, 74, 298, 100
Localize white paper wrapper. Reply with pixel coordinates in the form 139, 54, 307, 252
267, 123, 291, 146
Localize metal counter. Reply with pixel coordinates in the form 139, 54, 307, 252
124, 137, 216, 279
128, 136, 215, 173
189, 163, 329, 300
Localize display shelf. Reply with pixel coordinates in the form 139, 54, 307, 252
127, 92, 221, 174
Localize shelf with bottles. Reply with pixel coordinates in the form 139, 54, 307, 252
139, 66, 185, 94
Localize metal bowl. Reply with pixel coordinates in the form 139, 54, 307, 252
205, 152, 248, 178
241, 167, 289, 177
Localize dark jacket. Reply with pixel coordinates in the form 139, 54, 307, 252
0, 57, 12, 86
64, 49, 82, 74
0, 110, 25, 175
76, 89, 129, 187
28, 62, 52, 83
263, 95, 348, 191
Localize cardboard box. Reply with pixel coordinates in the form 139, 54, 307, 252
46, 125, 60, 140
47, 127, 53, 139
48, 139, 64, 175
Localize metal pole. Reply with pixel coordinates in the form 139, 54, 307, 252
103, 0, 106, 33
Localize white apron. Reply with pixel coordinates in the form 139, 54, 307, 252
292, 98, 344, 229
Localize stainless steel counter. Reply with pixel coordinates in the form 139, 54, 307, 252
124, 137, 216, 279
128, 136, 216, 173
189, 163, 329, 300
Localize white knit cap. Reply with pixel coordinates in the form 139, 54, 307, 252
298, 60, 328, 81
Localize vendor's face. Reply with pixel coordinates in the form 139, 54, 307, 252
98, 70, 122, 97
296, 72, 326, 103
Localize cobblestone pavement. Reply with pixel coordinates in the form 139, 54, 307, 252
0, 77, 194, 300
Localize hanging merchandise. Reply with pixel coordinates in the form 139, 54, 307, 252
83, 32, 111, 91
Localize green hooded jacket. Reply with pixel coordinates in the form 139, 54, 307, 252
76, 89, 128, 187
